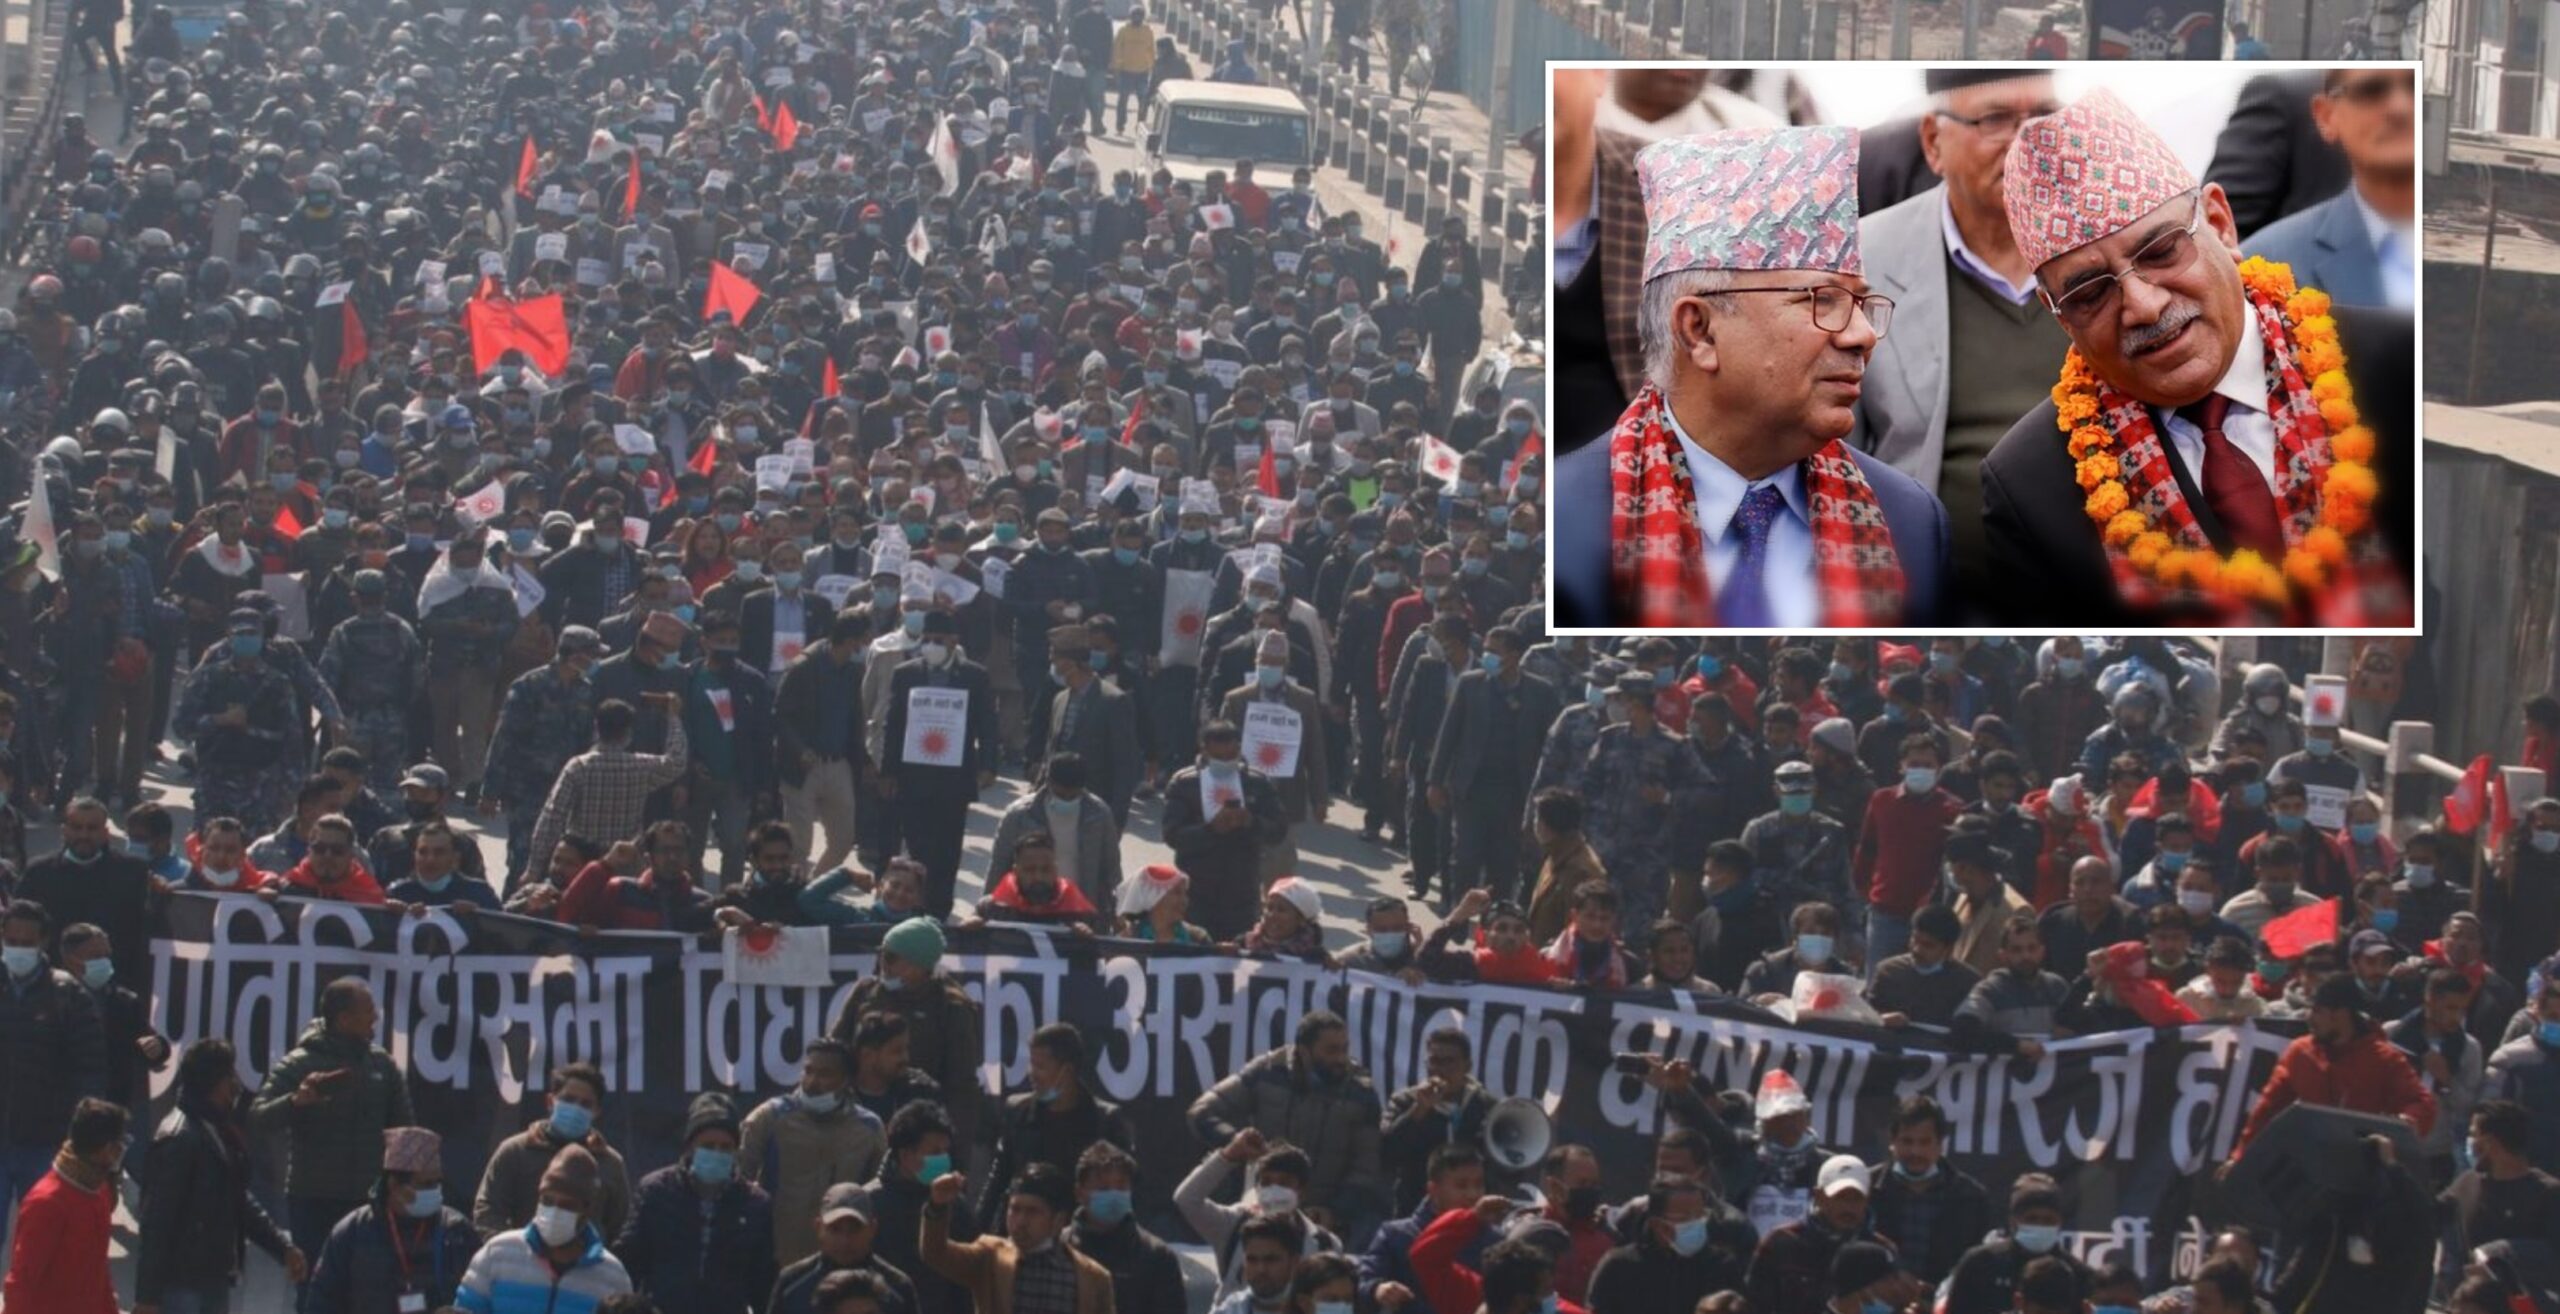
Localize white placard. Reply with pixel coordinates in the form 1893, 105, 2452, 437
784, 438, 816, 475
1202, 358, 1243, 389
733, 241, 771, 271
862, 109, 893, 136
2303, 674, 2347, 728
652, 101, 678, 124
979, 555, 1010, 600
724, 924, 833, 986
2304, 784, 2352, 832
1240, 702, 1303, 777
1273, 250, 1301, 274
755, 454, 795, 491
613, 424, 655, 456
1233, 443, 1263, 471
534, 232, 568, 263
416, 259, 447, 288
1199, 203, 1235, 231
635, 132, 664, 156
813, 253, 836, 286
703, 169, 733, 194
623, 516, 653, 546
901, 686, 970, 767
1198, 765, 1245, 817
1115, 284, 1147, 307
923, 325, 952, 357
510, 567, 546, 618
621, 241, 659, 270
764, 65, 796, 87
260, 573, 311, 641
771, 630, 805, 672
1179, 478, 1220, 517
1159, 568, 1214, 666
314, 281, 352, 308
576, 257, 611, 286
811, 574, 862, 609
929, 567, 980, 607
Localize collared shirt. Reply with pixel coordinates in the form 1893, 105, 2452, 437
1555, 159, 1600, 287
524, 718, 691, 877
1939, 190, 2037, 305
1012, 1241, 1081, 1314
2152, 308, 2279, 491
1664, 405, 1817, 628
2350, 184, 2416, 310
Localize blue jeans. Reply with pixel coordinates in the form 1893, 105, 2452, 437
162, 1287, 236, 1314
1866, 909, 1911, 982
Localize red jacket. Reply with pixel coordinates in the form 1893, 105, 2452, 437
280, 858, 388, 905
981, 872, 1100, 923
1854, 786, 1963, 917
1413, 1206, 1594, 1314
556, 860, 710, 931
1379, 593, 1440, 694
2233, 1027, 2436, 1156
214, 414, 308, 486
2, 1165, 118, 1314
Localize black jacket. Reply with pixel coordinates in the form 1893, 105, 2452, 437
1979, 306, 2412, 625
1590, 1230, 1753, 1314
0, 964, 106, 1149
1944, 1238, 2090, 1314
2205, 71, 2352, 240
770, 1251, 919, 1314
1867, 1163, 1993, 1285
1068, 1214, 1189, 1314
20, 851, 154, 988
134, 1104, 293, 1302
974, 1091, 1133, 1233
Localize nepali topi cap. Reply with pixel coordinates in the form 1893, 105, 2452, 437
2002, 88, 2198, 273
1635, 126, 1860, 283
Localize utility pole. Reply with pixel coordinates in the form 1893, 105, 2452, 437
1486, 0, 1515, 234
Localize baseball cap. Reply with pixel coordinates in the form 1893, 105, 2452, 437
1815, 1155, 1871, 1198
819, 1182, 875, 1223
401, 763, 450, 791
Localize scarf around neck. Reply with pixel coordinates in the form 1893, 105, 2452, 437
1604, 383, 1903, 627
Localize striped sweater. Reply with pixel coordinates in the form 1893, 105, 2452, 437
454, 1224, 632, 1314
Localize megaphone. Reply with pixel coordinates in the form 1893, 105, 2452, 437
1483, 1097, 1552, 1172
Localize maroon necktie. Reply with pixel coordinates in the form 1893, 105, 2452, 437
2185, 394, 2285, 560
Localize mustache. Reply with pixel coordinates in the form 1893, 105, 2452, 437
2122, 300, 2202, 355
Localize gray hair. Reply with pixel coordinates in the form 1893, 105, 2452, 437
1639, 268, 1734, 392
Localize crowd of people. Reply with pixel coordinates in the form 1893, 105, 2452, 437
0, 0, 2548, 1311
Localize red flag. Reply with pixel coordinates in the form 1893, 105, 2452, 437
2261, 897, 2339, 960
704, 262, 763, 325
2445, 753, 2495, 834
337, 300, 369, 378
464, 289, 571, 377
625, 148, 643, 220
1118, 392, 1147, 447
272, 502, 304, 538
770, 101, 800, 152
1257, 444, 1280, 497
820, 356, 841, 398
1502, 428, 1543, 493
752, 92, 772, 135
689, 438, 721, 476
515, 134, 539, 199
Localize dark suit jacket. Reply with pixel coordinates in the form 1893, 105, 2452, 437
771, 649, 864, 787
2204, 72, 2351, 240
2242, 188, 2391, 308
741, 588, 837, 675
1428, 668, 1561, 799
883, 658, 1000, 781
1549, 434, 1954, 628
1046, 677, 1143, 810
1855, 116, 1940, 217
1977, 305, 2412, 625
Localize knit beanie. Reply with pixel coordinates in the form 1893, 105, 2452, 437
540, 1143, 601, 1209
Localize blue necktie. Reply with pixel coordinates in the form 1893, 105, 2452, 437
2375, 231, 2412, 310
1721, 484, 1786, 627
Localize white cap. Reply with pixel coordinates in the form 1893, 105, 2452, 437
1815, 1155, 1871, 1198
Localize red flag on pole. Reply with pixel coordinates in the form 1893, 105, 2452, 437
771, 101, 800, 152
1118, 393, 1147, 447
272, 502, 304, 539
2260, 897, 2339, 960
1502, 429, 1543, 493
752, 92, 773, 135
625, 149, 643, 220
515, 135, 540, 199
337, 301, 369, 378
821, 356, 842, 398
464, 288, 572, 377
705, 262, 764, 325
1257, 444, 1281, 497
689, 438, 721, 476
2445, 754, 2495, 834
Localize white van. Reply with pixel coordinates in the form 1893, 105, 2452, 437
1142, 79, 1314, 187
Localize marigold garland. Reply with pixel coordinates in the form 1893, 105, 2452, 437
2054, 256, 2379, 614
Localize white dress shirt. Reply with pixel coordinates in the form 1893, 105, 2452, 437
1664, 405, 1818, 627
2350, 184, 2416, 311
2152, 308, 2278, 491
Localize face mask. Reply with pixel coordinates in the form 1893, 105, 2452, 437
1668, 1217, 1709, 1256
548, 1099, 594, 1141
691, 1147, 736, 1184
2307, 738, 2336, 758
1930, 652, 1958, 674
1085, 1187, 1132, 1225
593, 456, 621, 477
1904, 767, 1938, 793
1255, 665, 1285, 691
2541, 1020, 2560, 1048
1180, 528, 1209, 545
232, 634, 265, 659
2174, 889, 2214, 917
2372, 908, 2401, 933
2534, 830, 2560, 854
2255, 695, 2283, 716
920, 1152, 953, 1182
2057, 657, 2086, 679
0, 947, 37, 978
405, 1186, 444, 1218
1779, 793, 1814, 817
2240, 781, 2268, 807
921, 642, 951, 666
534, 1203, 580, 1246
81, 959, 113, 989
1373, 570, 1405, 591
2404, 863, 2435, 888
1913, 957, 1946, 976
800, 1088, 844, 1115
1796, 933, 1833, 964
2272, 812, 2306, 833
2259, 881, 2296, 905
2014, 1224, 2061, 1254
147, 508, 174, 528
1255, 1184, 1298, 1215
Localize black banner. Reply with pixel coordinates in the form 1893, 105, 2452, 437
149, 894, 2293, 1284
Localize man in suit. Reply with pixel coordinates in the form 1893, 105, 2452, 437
1159, 721, 1290, 942
1043, 626, 1142, 828
2204, 71, 2352, 241
1550, 124, 1954, 629
1427, 624, 1559, 906
2241, 68, 2415, 311
1979, 90, 2413, 628
880, 610, 999, 918
1548, 69, 1654, 454
774, 613, 870, 879
741, 542, 838, 677
1218, 629, 1329, 881
1852, 70, 2066, 620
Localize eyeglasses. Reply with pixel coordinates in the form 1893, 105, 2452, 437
2327, 71, 2414, 106
1930, 102, 2061, 138
2040, 197, 2208, 327
1714, 285, 1895, 338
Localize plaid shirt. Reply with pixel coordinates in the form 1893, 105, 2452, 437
110, 549, 155, 641
1011, 1243, 1081, 1314
526, 717, 690, 872
1593, 127, 1651, 403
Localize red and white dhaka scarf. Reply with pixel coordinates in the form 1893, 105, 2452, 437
1604, 382, 1904, 628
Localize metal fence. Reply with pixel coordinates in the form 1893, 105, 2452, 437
0, 0, 74, 264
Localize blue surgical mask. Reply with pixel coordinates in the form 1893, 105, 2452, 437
1913, 957, 1946, 976
775, 570, 802, 591
1904, 767, 1938, 793
1796, 933, 1833, 963
323, 508, 351, 529
691, 1148, 735, 1184
919, 1152, 953, 1182
2057, 657, 2085, 678
1113, 547, 1139, 566
1930, 651, 1957, 674
1370, 930, 1409, 959
81, 959, 113, 989
2014, 1224, 2061, 1254
1584, 683, 1605, 707
1668, 1217, 1709, 1256
1779, 793, 1814, 817
2157, 850, 2189, 873
658, 650, 683, 671
2307, 738, 2336, 758
1085, 1187, 1132, 1225
2274, 812, 2306, 832
2372, 908, 2400, 933
0, 947, 38, 977
2404, 863, 2435, 888
2351, 822, 2380, 844
2540, 1021, 2560, 1048
1478, 652, 1502, 674
1180, 528, 1209, 545
2241, 781, 2268, 807
1256, 665, 1285, 690
903, 612, 927, 636
549, 1101, 594, 1141
231, 634, 265, 659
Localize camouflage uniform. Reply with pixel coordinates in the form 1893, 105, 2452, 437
175, 652, 305, 833
1581, 721, 1709, 937
317, 610, 427, 795
483, 660, 598, 878
1528, 700, 1608, 811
